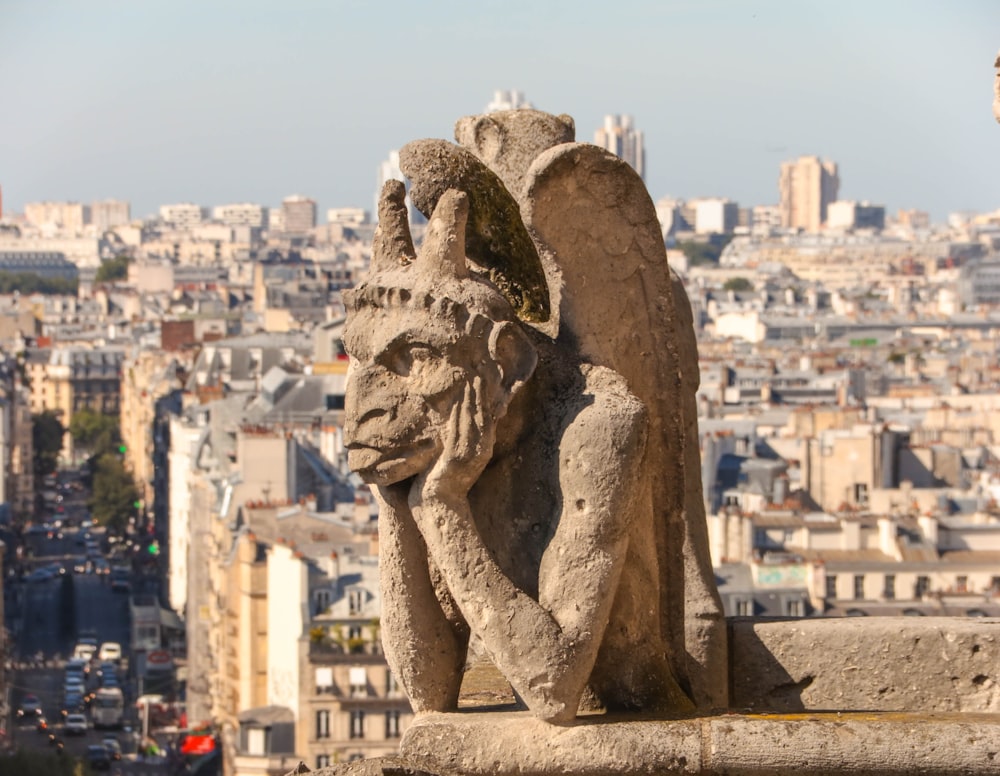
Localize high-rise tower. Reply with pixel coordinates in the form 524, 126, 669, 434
778, 156, 840, 232
281, 195, 317, 234
593, 114, 645, 181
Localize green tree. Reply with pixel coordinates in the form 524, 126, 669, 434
0, 271, 78, 294
69, 408, 121, 460
95, 254, 130, 283
32, 410, 65, 477
723, 276, 753, 292
676, 235, 733, 267
88, 453, 140, 533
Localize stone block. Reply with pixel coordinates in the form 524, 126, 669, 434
729, 617, 1000, 713
393, 710, 1000, 775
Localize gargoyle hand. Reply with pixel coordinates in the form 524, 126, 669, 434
414, 374, 495, 506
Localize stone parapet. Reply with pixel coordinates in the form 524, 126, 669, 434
395, 710, 1000, 776
729, 616, 999, 713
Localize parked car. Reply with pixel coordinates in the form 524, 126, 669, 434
18, 694, 42, 717
101, 737, 123, 761
62, 692, 84, 716
66, 657, 90, 676
96, 661, 116, 680
64, 713, 87, 735
98, 642, 122, 662
86, 744, 112, 770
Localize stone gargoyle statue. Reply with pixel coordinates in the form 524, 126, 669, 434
343, 110, 726, 723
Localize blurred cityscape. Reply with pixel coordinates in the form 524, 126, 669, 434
0, 91, 999, 773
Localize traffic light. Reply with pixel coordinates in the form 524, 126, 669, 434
118, 444, 127, 454
147, 540, 160, 556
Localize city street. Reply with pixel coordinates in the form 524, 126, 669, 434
3, 469, 175, 773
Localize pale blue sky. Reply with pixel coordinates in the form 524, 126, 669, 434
2, 1, 998, 221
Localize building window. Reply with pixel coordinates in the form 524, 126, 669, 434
825, 575, 837, 600
915, 575, 930, 598
386, 670, 401, 697
316, 755, 331, 769
853, 574, 865, 601
883, 574, 895, 600
853, 483, 868, 504
316, 709, 330, 740
349, 589, 364, 615
734, 598, 752, 616
956, 575, 968, 593
991, 576, 1000, 594
385, 710, 401, 739
315, 667, 334, 694
350, 710, 365, 739
786, 599, 804, 617
246, 728, 265, 756
349, 666, 368, 698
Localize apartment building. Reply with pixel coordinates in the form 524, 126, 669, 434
593, 114, 645, 180
778, 155, 840, 232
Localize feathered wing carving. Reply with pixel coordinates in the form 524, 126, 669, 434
522, 143, 727, 709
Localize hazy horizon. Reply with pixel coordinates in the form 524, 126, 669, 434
3, 0, 999, 223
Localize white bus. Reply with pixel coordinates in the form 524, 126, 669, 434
92, 687, 124, 729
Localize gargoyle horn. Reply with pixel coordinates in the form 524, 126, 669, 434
420, 189, 470, 281
372, 179, 416, 273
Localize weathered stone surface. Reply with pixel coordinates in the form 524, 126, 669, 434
398, 140, 550, 323
343, 110, 725, 722
454, 110, 575, 200
394, 711, 1000, 776
730, 617, 1000, 713
400, 712, 702, 775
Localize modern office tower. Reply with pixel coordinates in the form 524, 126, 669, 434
484, 89, 532, 113
281, 195, 317, 233
826, 201, 886, 231
593, 114, 646, 181
778, 155, 840, 232
213, 202, 268, 229
160, 203, 206, 230
693, 198, 739, 234
375, 151, 424, 225
91, 199, 131, 231
24, 201, 89, 233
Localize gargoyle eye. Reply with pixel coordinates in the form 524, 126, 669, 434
380, 342, 437, 377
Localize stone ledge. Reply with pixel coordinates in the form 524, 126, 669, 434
729, 617, 1000, 713
398, 710, 1000, 775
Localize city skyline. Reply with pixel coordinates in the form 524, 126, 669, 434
2, 0, 999, 222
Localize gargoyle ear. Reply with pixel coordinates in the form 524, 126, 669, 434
488, 321, 537, 397
455, 115, 503, 164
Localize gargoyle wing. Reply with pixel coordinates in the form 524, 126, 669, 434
522, 143, 726, 709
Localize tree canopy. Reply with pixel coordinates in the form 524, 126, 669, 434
95, 254, 130, 283
676, 236, 733, 267
723, 276, 753, 292
32, 410, 65, 476
0, 272, 78, 295
69, 408, 121, 459
88, 452, 140, 533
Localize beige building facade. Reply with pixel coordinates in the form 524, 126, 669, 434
778, 155, 839, 232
